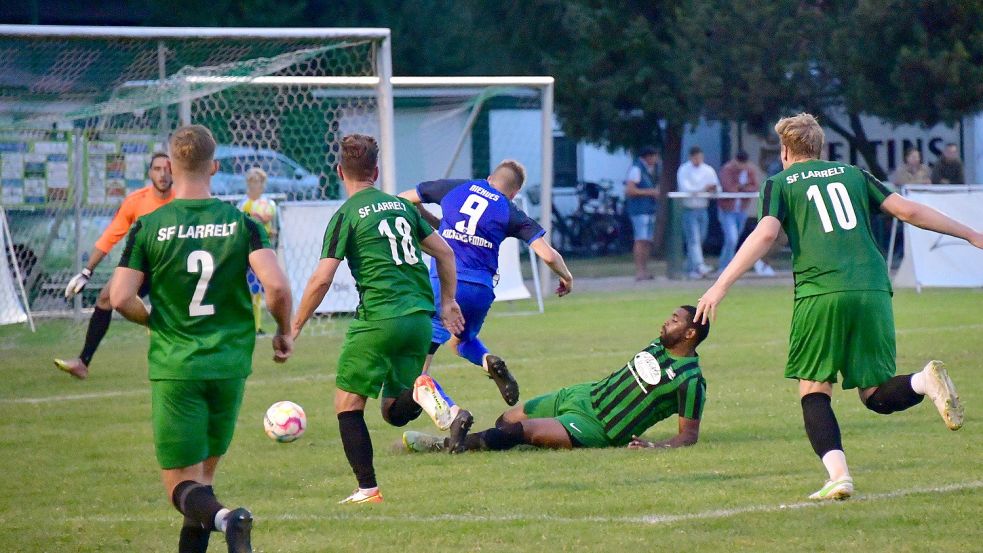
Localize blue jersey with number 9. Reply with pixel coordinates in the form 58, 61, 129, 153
416, 179, 545, 287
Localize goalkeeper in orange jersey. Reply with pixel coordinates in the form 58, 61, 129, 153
54, 152, 173, 379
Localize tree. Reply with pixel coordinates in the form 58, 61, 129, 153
685, 0, 983, 179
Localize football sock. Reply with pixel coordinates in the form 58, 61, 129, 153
385, 389, 423, 427
251, 293, 263, 331
171, 481, 224, 531
910, 370, 929, 395
338, 410, 377, 489
864, 375, 924, 414
801, 393, 843, 458
821, 450, 850, 481
458, 338, 489, 367
471, 421, 525, 451
213, 508, 231, 532
79, 306, 113, 366
178, 516, 211, 553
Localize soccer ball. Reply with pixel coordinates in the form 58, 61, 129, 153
253, 199, 275, 219
264, 401, 307, 443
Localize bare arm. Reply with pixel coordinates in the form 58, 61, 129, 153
108, 267, 150, 326
625, 179, 659, 198
881, 194, 983, 247
419, 232, 465, 335
291, 257, 341, 339
627, 417, 701, 449
695, 216, 781, 324
529, 237, 573, 296
85, 248, 107, 272
249, 248, 293, 362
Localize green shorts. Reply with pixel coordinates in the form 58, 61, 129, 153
786, 290, 896, 390
336, 312, 432, 399
523, 383, 611, 448
150, 378, 246, 470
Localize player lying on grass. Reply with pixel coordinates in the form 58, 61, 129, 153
291, 134, 465, 505
397, 161, 573, 440
695, 113, 983, 501
403, 306, 708, 453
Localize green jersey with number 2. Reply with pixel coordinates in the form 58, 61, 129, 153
321, 187, 434, 321
119, 198, 270, 380
759, 159, 894, 299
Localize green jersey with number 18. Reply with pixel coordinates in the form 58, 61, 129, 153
759, 159, 895, 299
320, 187, 434, 321
119, 198, 270, 380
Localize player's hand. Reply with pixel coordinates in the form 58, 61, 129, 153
64, 268, 92, 299
556, 276, 573, 297
272, 334, 293, 363
695, 284, 726, 325
969, 231, 983, 249
627, 436, 656, 449
441, 299, 465, 336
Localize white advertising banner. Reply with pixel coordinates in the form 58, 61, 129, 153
903, 186, 983, 288
279, 201, 532, 314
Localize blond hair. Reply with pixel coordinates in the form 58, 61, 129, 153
340, 134, 378, 181
169, 125, 216, 174
774, 113, 824, 160
245, 167, 267, 188
492, 159, 526, 192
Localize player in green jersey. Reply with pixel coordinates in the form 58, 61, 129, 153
696, 113, 983, 500
402, 306, 709, 453
291, 134, 464, 505
110, 125, 293, 553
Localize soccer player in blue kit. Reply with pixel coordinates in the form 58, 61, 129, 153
399, 160, 574, 451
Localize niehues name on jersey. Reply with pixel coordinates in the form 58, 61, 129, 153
120, 198, 270, 380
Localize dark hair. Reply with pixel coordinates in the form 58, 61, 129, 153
680, 305, 710, 345
340, 134, 379, 181
736, 150, 749, 162
150, 151, 169, 163
639, 145, 658, 157
689, 146, 703, 157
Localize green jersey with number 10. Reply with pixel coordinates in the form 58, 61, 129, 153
321, 187, 435, 321
759, 159, 895, 299
119, 198, 270, 380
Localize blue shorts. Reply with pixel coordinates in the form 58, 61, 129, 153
630, 214, 656, 241
431, 277, 495, 344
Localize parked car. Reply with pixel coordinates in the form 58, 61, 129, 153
211, 146, 322, 199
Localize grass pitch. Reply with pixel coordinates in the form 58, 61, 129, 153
1, 283, 980, 552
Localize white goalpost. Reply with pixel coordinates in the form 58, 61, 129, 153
0, 25, 556, 332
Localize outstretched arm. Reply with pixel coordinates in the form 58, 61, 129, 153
695, 216, 781, 323
529, 237, 573, 296
291, 257, 341, 339
399, 189, 443, 229
420, 232, 465, 335
881, 194, 983, 248
627, 417, 701, 449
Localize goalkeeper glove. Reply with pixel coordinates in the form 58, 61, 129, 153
65, 268, 92, 299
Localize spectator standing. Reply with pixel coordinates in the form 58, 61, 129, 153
890, 148, 932, 186
931, 143, 965, 184
624, 146, 661, 280
238, 167, 279, 334
717, 151, 761, 270
676, 146, 721, 278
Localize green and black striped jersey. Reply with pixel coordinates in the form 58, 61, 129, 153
588, 339, 706, 445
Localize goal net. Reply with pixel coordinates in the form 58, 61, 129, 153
0, 26, 392, 332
